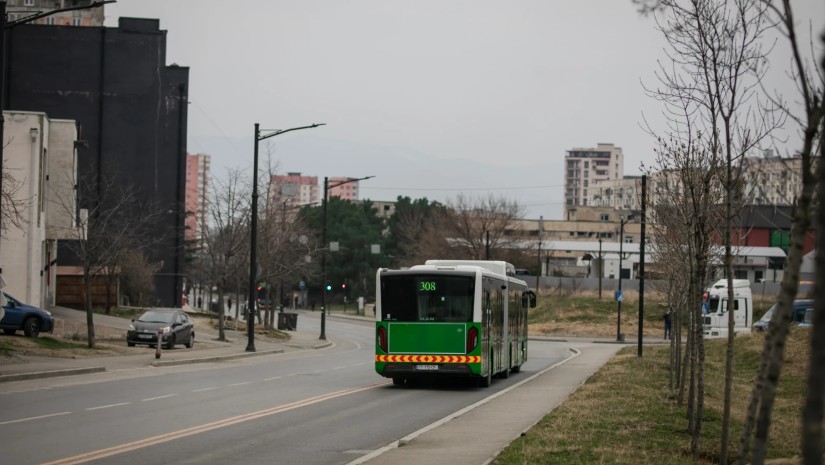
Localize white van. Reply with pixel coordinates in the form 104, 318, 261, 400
703, 279, 753, 339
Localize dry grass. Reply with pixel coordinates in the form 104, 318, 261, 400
494, 327, 816, 464
529, 291, 775, 339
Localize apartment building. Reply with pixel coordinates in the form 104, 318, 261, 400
5, 0, 105, 27
564, 143, 623, 214
270, 172, 320, 208
328, 177, 361, 201
587, 176, 642, 211
743, 153, 804, 206
185, 154, 210, 245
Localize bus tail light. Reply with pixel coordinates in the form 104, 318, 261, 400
377, 326, 388, 353
467, 326, 478, 353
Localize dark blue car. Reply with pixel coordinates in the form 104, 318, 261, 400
753, 299, 814, 332
1, 292, 55, 337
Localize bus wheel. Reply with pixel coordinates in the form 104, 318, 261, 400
392, 377, 405, 386
478, 368, 492, 387
511, 365, 521, 374
499, 366, 510, 379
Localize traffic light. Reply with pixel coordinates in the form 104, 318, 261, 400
325, 283, 333, 292
257, 286, 267, 300
341, 283, 347, 290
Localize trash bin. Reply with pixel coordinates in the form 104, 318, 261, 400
277, 312, 298, 331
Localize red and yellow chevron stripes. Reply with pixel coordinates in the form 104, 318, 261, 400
375, 354, 480, 364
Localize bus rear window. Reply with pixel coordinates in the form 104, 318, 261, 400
381, 274, 474, 322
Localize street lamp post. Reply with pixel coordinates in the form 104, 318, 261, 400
616, 215, 633, 342
247, 122, 324, 352
319, 175, 374, 340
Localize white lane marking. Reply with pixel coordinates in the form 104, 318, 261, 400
0, 411, 71, 425
43, 382, 390, 465
192, 387, 219, 392
86, 402, 130, 411
264, 376, 282, 381
332, 366, 346, 370
141, 394, 178, 402
227, 382, 252, 387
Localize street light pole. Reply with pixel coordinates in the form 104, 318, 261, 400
247, 122, 324, 352
617, 216, 626, 342
319, 174, 374, 340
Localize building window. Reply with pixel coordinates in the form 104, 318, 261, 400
600, 213, 609, 221
72, 17, 82, 26
46, 16, 56, 25
24, 0, 35, 6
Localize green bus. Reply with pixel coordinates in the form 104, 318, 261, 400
375, 260, 536, 387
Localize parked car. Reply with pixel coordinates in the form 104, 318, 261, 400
0, 292, 55, 337
799, 308, 815, 328
127, 309, 194, 349
752, 299, 814, 332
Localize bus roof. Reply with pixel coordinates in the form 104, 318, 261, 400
423, 260, 515, 277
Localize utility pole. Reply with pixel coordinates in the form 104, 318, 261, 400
248, 122, 324, 352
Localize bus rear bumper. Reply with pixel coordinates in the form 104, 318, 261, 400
379, 363, 474, 378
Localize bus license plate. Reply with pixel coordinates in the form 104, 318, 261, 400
415, 364, 439, 371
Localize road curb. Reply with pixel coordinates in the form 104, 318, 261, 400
0, 366, 106, 383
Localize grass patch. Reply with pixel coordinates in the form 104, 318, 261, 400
493, 328, 812, 464
0, 338, 14, 355
29, 336, 99, 351
529, 292, 775, 339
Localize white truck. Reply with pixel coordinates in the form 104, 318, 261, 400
702, 279, 753, 339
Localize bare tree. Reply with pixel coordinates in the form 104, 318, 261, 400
250, 145, 321, 327
644, 1, 790, 461
805, 33, 825, 465
438, 194, 523, 260
119, 250, 159, 307
646, 133, 725, 455
389, 199, 449, 267
735, 3, 823, 464
0, 160, 27, 236
52, 170, 165, 348
197, 168, 250, 341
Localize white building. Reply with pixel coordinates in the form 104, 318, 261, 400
0, 111, 79, 308
564, 143, 624, 214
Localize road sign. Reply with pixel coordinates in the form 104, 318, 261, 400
615, 290, 623, 302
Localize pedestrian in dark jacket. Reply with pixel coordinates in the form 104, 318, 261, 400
663, 308, 673, 340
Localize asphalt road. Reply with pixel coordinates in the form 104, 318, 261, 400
1, 314, 572, 465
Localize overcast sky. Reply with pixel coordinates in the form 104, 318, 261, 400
104, 1, 824, 220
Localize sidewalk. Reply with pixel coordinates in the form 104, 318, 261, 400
351, 342, 623, 465
0, 307, 335, 383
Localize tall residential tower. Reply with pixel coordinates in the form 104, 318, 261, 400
564, 143, 623, 214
